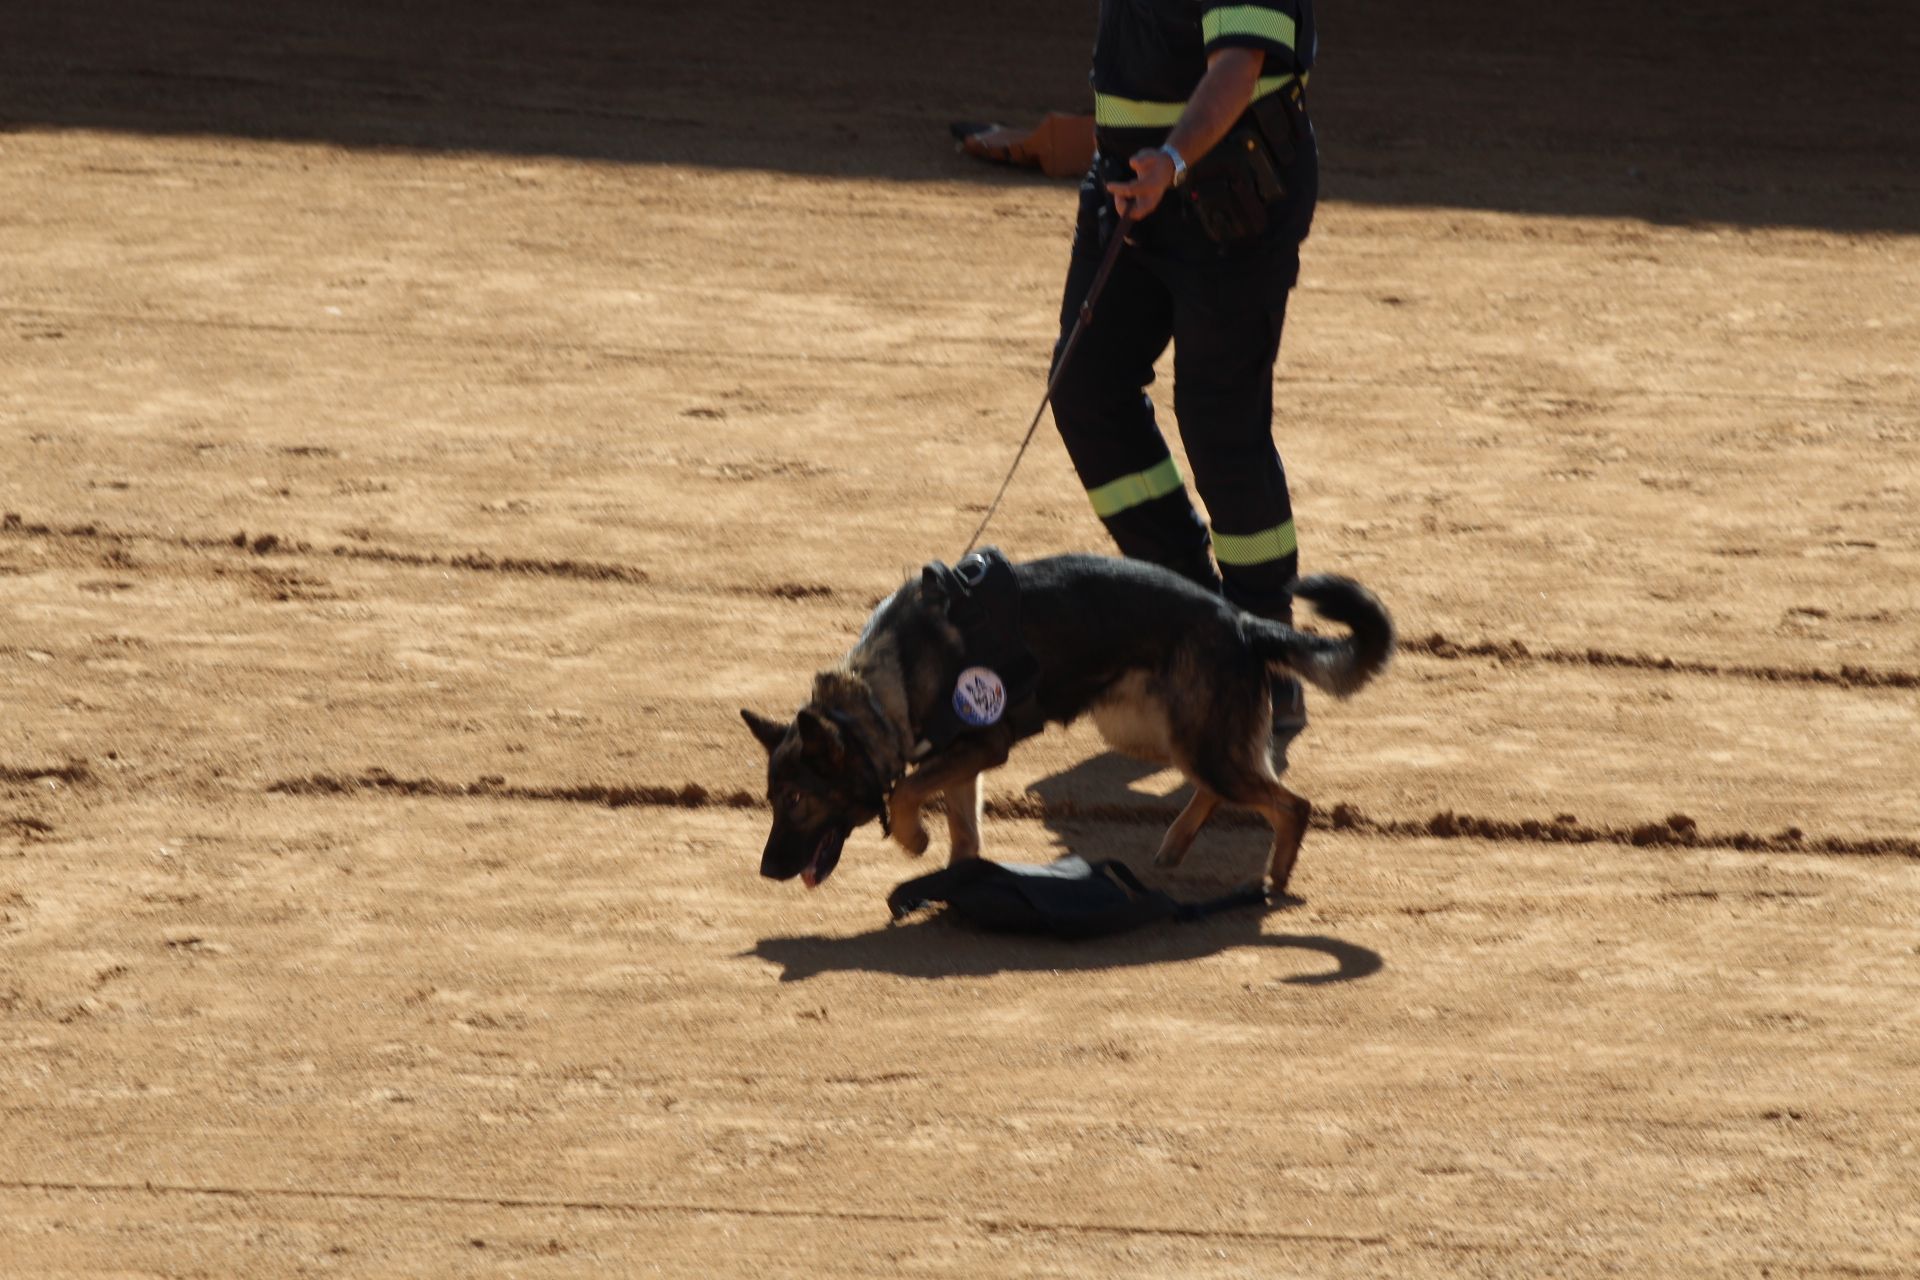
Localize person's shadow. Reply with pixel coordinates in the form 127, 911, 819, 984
747, 751, 1384, 985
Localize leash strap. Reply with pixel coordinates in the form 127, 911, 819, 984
961, 211, 1136, 556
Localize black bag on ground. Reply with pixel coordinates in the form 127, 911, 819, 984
887, 856, 1268, 942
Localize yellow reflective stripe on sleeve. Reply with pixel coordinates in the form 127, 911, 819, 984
1202, 6, 1298, 49
1093, 73, 1298, 130
1087, 457, 1186, 518
1211, 519, 1297, 566
1253, 72, 1301, 101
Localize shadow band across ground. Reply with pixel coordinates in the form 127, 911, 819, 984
2, 0, 1913, 232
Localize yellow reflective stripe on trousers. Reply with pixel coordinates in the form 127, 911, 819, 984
1087, 457, 1186, 518
1093, 73, 1299, 130
1201, 6, 1298, 48
1211, 519, 1297, 566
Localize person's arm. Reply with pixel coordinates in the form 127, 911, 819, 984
1107, 47, 1264, 220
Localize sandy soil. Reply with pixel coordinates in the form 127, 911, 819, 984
3, 2, 1918, 1275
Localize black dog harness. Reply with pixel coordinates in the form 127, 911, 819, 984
916, 548, 1041, 757
821, 549, 1040, 832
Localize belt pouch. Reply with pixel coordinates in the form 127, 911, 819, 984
1181, 123, 1285, 245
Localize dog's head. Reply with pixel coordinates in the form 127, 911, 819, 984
741, 707, 884, 889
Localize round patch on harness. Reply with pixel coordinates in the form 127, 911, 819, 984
952, 666, 1007, 727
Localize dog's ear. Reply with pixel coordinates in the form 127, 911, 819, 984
740, 709, 791, 755
794, 708, 845, 767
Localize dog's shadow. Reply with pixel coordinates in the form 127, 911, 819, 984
745, 905, 1382, 984
1022, 749, 1284, 881
748, 752, 1382, 985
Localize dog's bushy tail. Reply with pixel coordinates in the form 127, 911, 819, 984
1245, 574, 1395, 698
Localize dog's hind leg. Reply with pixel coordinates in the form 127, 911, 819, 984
1154, 784, 1222, 868
1255, 782, 1313, 896
1204, 763, 1313, 894
943, 773, 984, 862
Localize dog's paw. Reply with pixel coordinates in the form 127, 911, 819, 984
1153, 836, 1194, 868
889, 795, 930, 856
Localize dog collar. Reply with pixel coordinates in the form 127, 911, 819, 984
826, 706, 900, 837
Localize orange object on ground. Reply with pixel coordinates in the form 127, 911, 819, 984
953, 112, 1096, 178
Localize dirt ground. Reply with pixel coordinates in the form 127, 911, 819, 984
3, 2, 1919, 1276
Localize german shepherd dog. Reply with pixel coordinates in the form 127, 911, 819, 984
741, 554, 1393, 895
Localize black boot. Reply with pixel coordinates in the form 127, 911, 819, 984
1270, 672, 1308, 771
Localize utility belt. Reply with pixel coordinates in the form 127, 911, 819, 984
1176, 79, 1306, 247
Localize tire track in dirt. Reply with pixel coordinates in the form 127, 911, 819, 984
2, 762, 81, 845
1, 511, 836, 600
989, 794, 1920, 859
3, 511, 649, 587
0, 1177, 1388, 1249
1402, 632, 1920, 692
264, 768, 1920, 861
267, 767, 759, 812
0, 762, 92, 788
10, 512, 1915, 687
317, 538, 649, 585
2, 307, 1908, 411
5, 305, 1032, 373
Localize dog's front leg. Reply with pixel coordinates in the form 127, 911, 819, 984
942, 773, 984, 863
888, 736, 1009, 861
887, 786, 932, 857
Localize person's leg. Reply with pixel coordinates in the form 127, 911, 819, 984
1049, 176, 1218, 591
1169, 271, 1307, 754
1172, 103, 1321, 756
1171, 289, 1298, 618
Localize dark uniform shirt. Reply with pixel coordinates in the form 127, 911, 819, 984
1091, 0, 1316, 161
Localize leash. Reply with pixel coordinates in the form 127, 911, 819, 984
960, 211, 1136, 557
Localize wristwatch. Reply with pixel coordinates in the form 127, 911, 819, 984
1158, 142, 1189, 187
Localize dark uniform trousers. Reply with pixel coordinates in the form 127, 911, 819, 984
1050, 139, 1316, 625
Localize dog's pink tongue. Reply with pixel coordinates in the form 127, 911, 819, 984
801, 847, 823, 890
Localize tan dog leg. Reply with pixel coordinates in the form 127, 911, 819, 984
887, 786, 932, 856
943, 774, 984, 863
887, 738, 1009, 860
1153, 784, 1222, 867
1260, 784, 1313, 895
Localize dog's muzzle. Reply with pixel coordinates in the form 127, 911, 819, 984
761, 823, 849, 890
